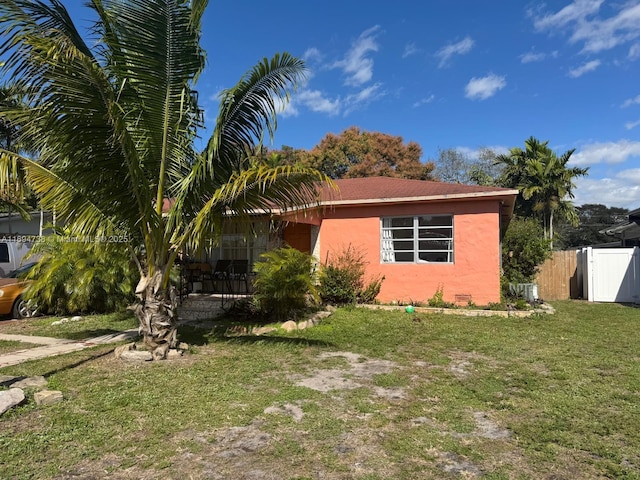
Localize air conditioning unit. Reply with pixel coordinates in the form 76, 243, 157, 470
509, 283, 538, 302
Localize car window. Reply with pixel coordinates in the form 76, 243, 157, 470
7, 262, 36, 278
0, 243, 9, 263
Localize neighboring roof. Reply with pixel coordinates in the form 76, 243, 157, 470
601, 206, 640, 239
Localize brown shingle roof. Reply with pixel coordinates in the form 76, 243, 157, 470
320, 176, 517, 204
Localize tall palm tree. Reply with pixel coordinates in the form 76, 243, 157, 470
0, 0, 328, 358
0, 84, 32, 224
496, 136, 588, 248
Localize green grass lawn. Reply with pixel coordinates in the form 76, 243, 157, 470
0, 311, 138, 340
0, 301, 639, 479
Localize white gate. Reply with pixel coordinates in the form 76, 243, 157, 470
579, 247, 640, 303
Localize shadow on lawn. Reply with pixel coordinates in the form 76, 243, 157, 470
177, 323, 333, 348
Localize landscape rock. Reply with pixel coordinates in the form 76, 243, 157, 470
34, 390, 64, 406
167, 349, 183, 359
280, 320, 297, 332
119, 350, 153, 362
51, 318, 69, 325
177, 342, 190, 351
308, 310, 332, 326
11, 375, 47, 390
296, 320, 309, 330
252, 326, 277, 336
152, 344, 170, 361
325, 305, 337, 312
0, 375, 18, 387
0, 388, 25, 415
70, 316, 83, 322
113, 343, 135, 358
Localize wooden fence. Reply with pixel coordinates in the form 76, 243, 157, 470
534, 250, 579, 301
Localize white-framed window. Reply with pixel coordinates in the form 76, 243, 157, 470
381, 215, 454, 263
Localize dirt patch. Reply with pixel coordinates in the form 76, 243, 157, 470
471, 411, 511, 439
290, 351, 400, 395
447, 350, 497, 379
263, 402, 305, 422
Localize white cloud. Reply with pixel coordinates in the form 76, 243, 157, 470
629, 43, 640, 59
520, 51, 547, 63
534, 0, 604, 30
303, 47, 323, 64
534, 1, 640, 55
464, 74, 506, 100
568, 59, 601, 77
402, 42, 420, 59
296, 89, 341, 116
413, 94, 435, 108
520, 49, 559, 63
625, 119, 640, 130
435, 36, 474, 68
344, 83, 385, 115
274, 94, 299, 118
571, 139, 640, 165
573, 173, 640, 209
621, 94, 640, 107
332, 25, 381, 86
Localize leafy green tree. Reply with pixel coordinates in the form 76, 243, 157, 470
502, 217, 552, 284
555, 204, 629, 249
434, 147, 503, 185
496, 137, 588, 248
0, 0, 327, 358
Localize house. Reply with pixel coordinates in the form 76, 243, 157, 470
0, 210, 56, 238
600, 207, 640, 247
195, 177, 517, 306
278, 177, 517, 305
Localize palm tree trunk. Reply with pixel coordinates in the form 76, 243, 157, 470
549, 209, 554, 250
130, 269, 179, 360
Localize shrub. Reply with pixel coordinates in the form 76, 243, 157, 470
24, 233, 138, 315
319, 245, 384, 305
502, 217, 552, 284
252, 246, 318, 320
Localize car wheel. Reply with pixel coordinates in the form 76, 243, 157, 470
12, 296, 39, 319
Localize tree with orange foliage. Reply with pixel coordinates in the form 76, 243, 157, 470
275, 127, 436, 180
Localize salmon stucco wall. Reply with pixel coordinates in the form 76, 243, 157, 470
317, 199, 502, 305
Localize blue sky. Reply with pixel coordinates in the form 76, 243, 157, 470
65, 1, 640, 209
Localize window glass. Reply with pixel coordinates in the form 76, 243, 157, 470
0, 243, 9, 263
381, 216, 453, 263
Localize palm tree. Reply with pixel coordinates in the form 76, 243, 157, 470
0, 0, 328, 358
496, 136, 588, 248
0, 84, 32, 226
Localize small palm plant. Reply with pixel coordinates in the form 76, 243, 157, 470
252, 246, 319, 320
23, 231, 139, 315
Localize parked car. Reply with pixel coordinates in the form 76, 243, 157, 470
0, 240, 33, 277
0, 262, 39, 319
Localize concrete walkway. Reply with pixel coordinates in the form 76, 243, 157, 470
0, 329, 139, 368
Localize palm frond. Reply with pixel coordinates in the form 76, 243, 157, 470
208, 53, 306, 171
180, 164, 329, 252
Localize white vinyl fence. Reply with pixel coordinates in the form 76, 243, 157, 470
578, 247, 640, 303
